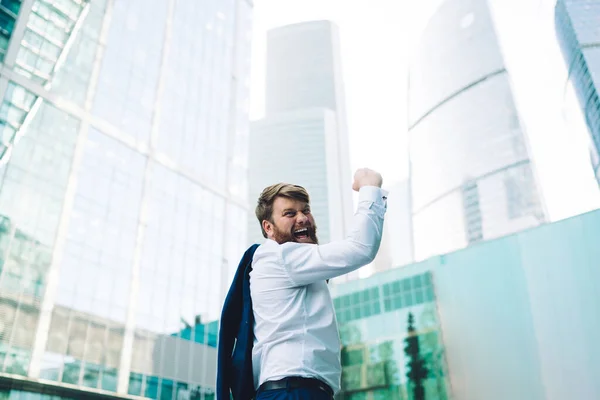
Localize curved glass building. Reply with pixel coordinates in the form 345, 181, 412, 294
555, 0, 600, 186
0, 0, 253, 398
408, 0, 546, 261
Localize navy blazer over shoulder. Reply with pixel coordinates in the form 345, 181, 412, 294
217, 244, 260, 400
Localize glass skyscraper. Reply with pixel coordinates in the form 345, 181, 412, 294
555, 0, 600, 186
408, 0, 546, 261
0, 0, 253, 398
265, 20, 348, 115
248, 21, 354, 263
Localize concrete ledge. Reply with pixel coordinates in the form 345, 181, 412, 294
0, 373, 145, 400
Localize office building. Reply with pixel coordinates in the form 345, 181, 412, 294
555, 0, 600, 185
367, 180, 414, 277
0, 0, 253, 398
248, 21, 353, 255
408, 0, 546, 261
331, 208, 600, 400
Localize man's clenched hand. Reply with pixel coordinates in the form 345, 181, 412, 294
352, 168, 383, 192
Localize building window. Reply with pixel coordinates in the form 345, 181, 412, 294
462, 180, 483, 243
334, 287, 381, 323
460, 13, 475, 29
381, 273, 434, 313
0, 0, 22, 61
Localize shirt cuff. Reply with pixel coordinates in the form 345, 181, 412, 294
358, 186, 388, 208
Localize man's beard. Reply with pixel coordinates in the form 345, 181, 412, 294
271, 223, 319, 245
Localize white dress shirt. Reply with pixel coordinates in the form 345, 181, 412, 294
249, 186, 387, 394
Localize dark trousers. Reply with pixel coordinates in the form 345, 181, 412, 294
255, 387, 333, 400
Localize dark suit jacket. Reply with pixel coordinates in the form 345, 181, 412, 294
217, 244, 260, 400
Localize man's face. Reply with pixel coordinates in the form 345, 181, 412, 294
263, 196, 318, 244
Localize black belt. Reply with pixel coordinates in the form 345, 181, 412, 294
257, 376, 333, 397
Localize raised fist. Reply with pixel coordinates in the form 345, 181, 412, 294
352, 168, 383, 192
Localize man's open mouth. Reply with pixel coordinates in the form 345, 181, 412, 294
293, 227, 309, 239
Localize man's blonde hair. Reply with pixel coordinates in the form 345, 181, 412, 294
255, 183, 310, 238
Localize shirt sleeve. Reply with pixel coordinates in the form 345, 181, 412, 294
278, 186, 387, 286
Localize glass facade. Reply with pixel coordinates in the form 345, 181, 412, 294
408, 0, 546, 261
331, 273, 450, 400
555, 0, 600, 185
0, 0, 90, 162
0, 0, 253, 399
0, 1, 22, 62
332, 208, 600, 400
266, 20, 341, 115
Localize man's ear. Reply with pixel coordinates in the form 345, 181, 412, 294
262, 220, 273, 237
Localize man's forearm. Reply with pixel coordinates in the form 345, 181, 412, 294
281, 186, 387, 285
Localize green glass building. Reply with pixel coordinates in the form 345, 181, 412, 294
331, 208, 600, 400
333, 272, 448, 400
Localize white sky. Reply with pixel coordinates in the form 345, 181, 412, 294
249, 0, 600, 222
